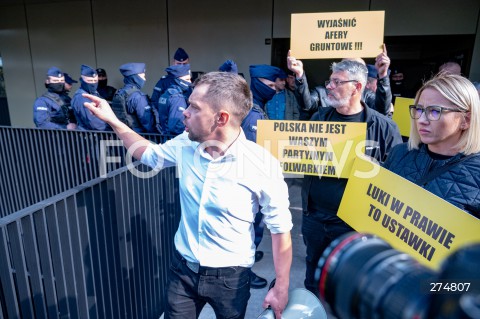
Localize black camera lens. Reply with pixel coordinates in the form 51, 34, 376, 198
316, 232, 480, 319
427, 244, 480, 319
316, 233, 392, 319
356, 250, 434, 319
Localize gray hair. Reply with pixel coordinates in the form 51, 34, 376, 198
331, 60, 368, 94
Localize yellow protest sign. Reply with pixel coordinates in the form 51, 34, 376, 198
338, 158, 480, 270
290, 11, 385, 59
256, 120, 366, 178
392, 97, 415, 137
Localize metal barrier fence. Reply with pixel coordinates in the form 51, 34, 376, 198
0, 163, 181, 319
0, 126, 172, 217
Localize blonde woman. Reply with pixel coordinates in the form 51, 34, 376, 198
383, 73, 480, 218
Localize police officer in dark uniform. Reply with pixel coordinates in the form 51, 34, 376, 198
96, 68, 117, 103
62, 72, 77, 101
33, 67, 77, 130
61, 72, 78, 125
151, 47, 190, 105
111, 62, 155, 133
152, 64, 192, 135
240, 94, 267, 141
72, 65, 109, 131
390, 68, 411, 104
173, 47, 189, 65
244, 64, 276, 141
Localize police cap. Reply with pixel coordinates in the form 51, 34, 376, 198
249, 65, 279, 82
219, 60, 238, 74
46, 67, 63, 78
63, 73, 78, 84
81, 64, 97, 77
174, 48, 189, 62
119, 63, 146, 77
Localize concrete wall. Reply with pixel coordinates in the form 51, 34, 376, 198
168, 0, 273, 77
0, 0, 479, 127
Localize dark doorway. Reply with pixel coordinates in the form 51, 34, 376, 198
0, 55, 11, 126
271, 34, 475, 96
382, 34, 475, 96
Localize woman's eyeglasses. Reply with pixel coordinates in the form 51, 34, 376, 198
409, 105, 463, 121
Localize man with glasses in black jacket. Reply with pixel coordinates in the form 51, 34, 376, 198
287, 55, 402, 296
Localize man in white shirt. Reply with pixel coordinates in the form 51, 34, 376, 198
82, 71, 293, 319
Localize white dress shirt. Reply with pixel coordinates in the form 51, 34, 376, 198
141, 130, 292, 268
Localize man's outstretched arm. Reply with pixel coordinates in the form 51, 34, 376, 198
83, 93, 150, 160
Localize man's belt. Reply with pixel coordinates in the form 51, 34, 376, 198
175, 250, 247, 276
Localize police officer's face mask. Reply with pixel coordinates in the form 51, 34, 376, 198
81, 78, 98, 94
392, 74, 404, 86
46, 82, 65, 94
251, 78, 276, 102
132, 74, 146, 89
98, 79, 108, 88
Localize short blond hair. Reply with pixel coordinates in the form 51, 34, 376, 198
408, 73, 480, 155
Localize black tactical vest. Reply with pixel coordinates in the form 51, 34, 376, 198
42, 92, 69, 125
111, 86, 141, 129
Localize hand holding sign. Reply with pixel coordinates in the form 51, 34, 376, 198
287, 50, 304, 78
290, 11, 385, 59
375, 44, 390, 78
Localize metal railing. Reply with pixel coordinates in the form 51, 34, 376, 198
0, 163, 181, 319
0, 126, 172, 217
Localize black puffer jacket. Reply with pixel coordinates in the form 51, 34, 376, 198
383, 143, 480, 218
